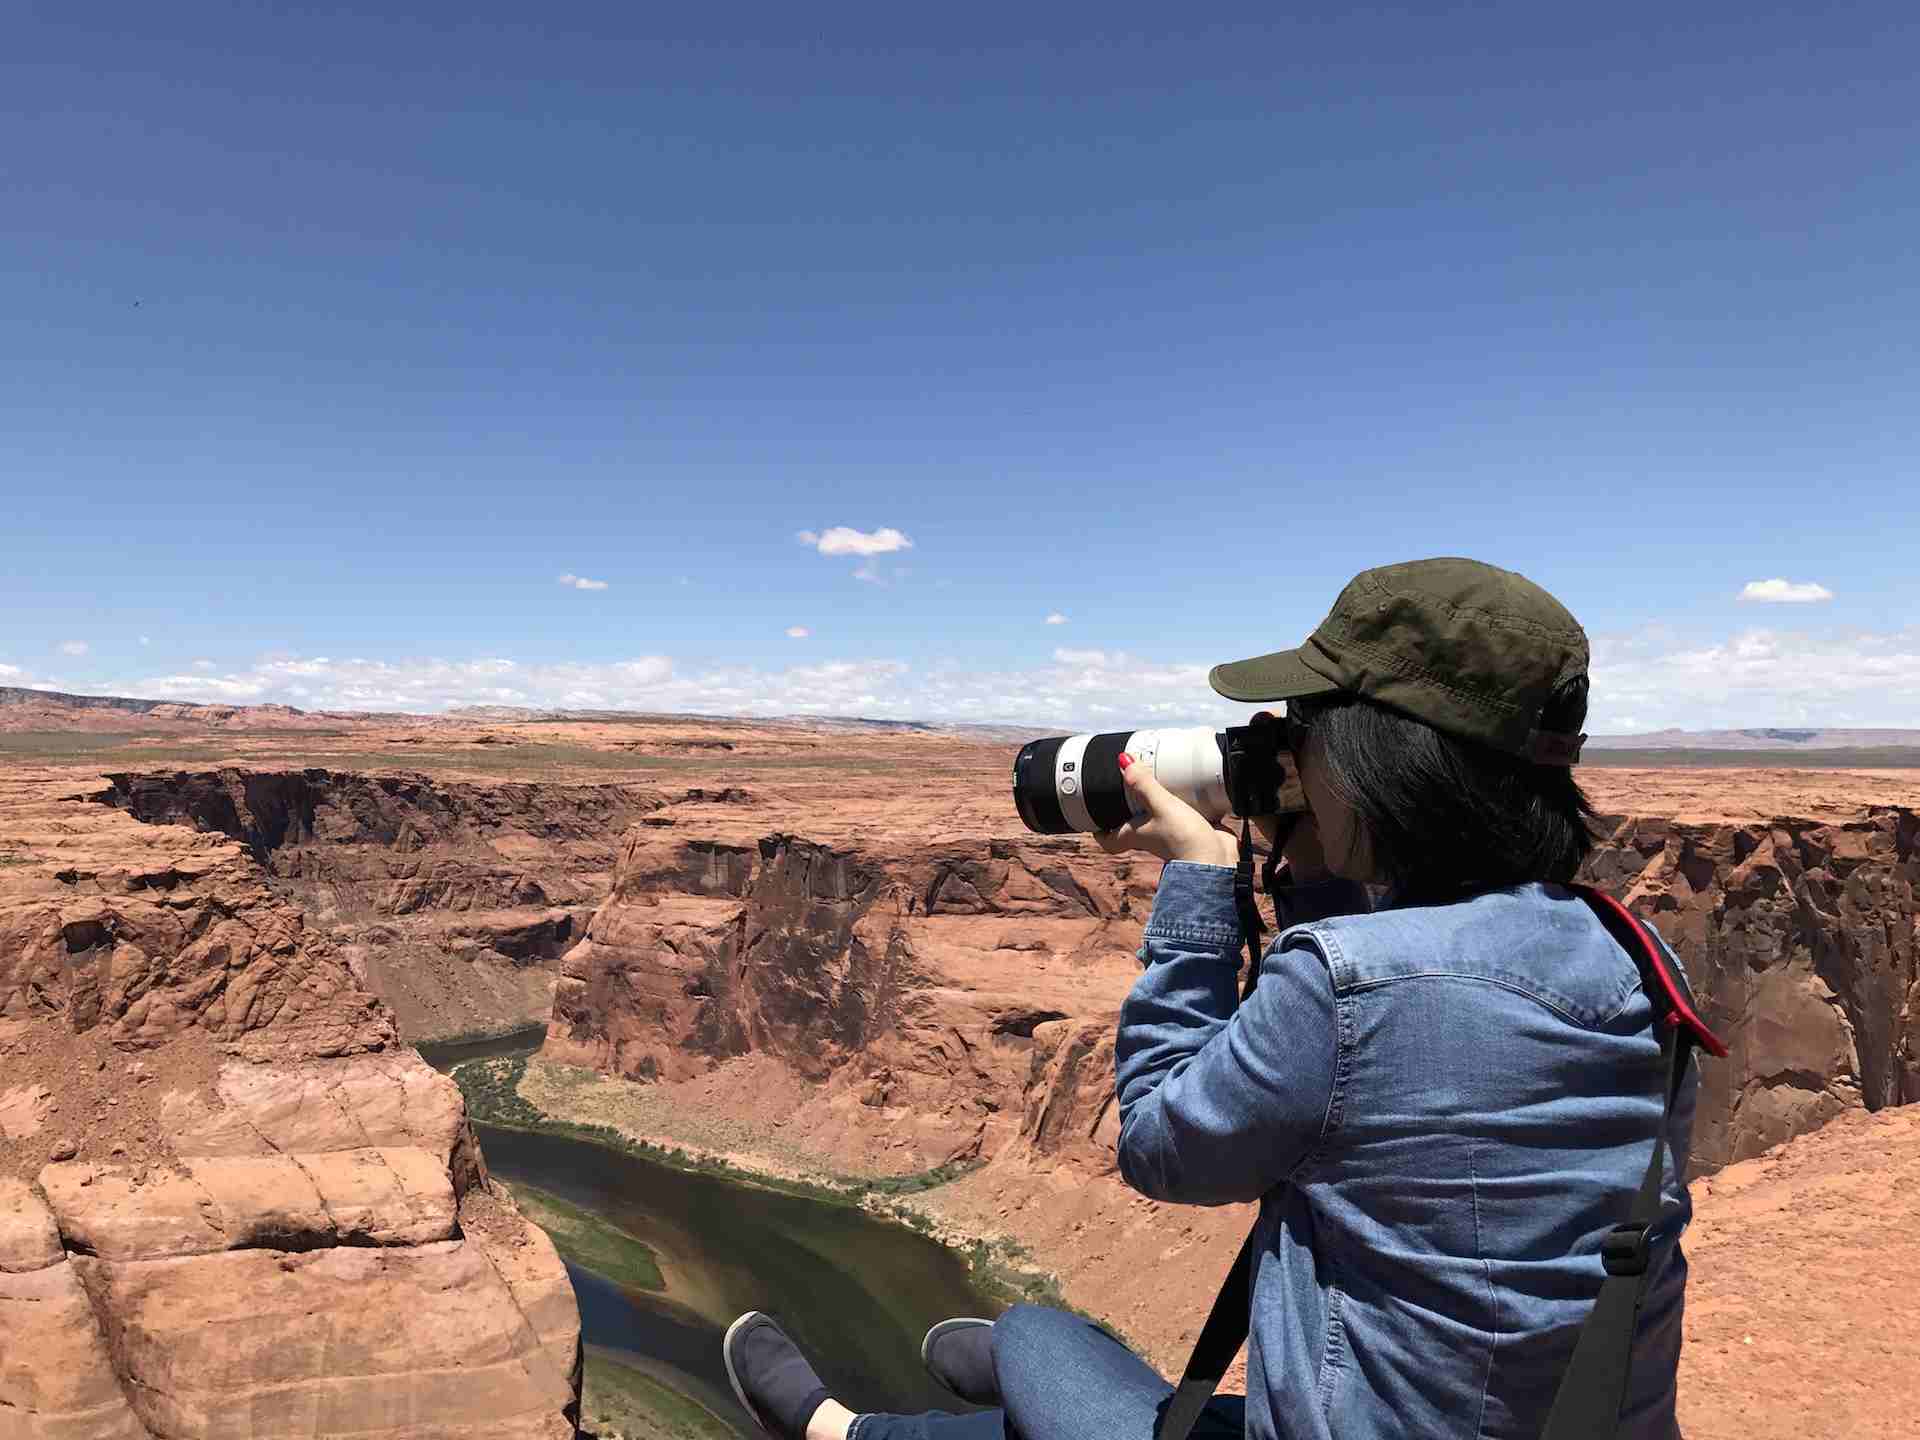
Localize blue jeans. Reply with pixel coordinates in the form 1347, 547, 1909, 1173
847, 1306, 1244, 1440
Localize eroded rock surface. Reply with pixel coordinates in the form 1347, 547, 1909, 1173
8, 718, 1917, 1432
0, 769, 580, 1438
93, 768, 668, 1044
547, 827, 1159, 1168
532, 765, 1917, 1389
552, 791, 1918, 1181
1587, 807, 1918, 1170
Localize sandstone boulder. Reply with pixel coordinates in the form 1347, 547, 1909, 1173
39, 1147, 456, 1261
0, 768, 582, 1437
74, 1240, 576, 1438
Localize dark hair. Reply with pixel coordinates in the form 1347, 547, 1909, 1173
1291, 680, 1598, 903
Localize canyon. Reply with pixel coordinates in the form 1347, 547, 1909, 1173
2, 709, 1917, 1437
0, 762, 582, 1438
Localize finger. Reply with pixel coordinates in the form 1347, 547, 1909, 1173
1117, 751, 1170, 815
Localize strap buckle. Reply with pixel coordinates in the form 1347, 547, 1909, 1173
1601, 1222, 1651, 1277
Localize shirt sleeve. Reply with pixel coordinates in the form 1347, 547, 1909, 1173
1113, 861, 1366, 1206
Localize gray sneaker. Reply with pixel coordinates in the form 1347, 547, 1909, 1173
920, 1317, 999, 1406
723, 1311, 833, 1440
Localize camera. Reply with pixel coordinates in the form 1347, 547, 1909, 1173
1011, 714, 1308, 836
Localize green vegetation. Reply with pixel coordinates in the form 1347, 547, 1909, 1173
504, 1182, 665, 1293
452, 1056, 983, 1208
580, 1348, 743, 1440
961, 1234, 1087, 1311
452, 1055, 547, 1127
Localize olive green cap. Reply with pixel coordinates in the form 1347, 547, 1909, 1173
1208, 557, 1590, 764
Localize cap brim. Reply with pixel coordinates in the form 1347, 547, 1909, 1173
1208, 648, 1344, 704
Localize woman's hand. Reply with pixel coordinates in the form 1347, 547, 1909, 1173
1092, 753, 1241, 867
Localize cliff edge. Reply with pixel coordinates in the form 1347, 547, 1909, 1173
0, 767, 581, 1439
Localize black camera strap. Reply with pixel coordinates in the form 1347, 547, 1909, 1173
1229, 817, 1289, 1003
1230, 819, 1260, 1002
1152, 883, 1725, 1440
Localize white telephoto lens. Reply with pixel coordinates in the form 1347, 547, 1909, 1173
1127, 728, 1231, 823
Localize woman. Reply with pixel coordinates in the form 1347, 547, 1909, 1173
723, 559, 1699, 1440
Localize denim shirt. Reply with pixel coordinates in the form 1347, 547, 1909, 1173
1116, 863, 1696, 1440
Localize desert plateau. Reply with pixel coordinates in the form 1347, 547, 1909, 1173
0, 695, 1915, 1437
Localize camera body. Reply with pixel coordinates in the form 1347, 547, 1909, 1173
1011, 715, 1307, 836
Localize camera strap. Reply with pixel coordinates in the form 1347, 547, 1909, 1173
1151, 883, 1725, 1440
1229, 817, 1288, 1002
1230, 819, 1262, 1001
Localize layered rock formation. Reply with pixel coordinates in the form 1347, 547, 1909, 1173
1586, 805, 1918, 1170
545, 827, 1158, 1168
96, 768, 667, 1043
7, 724, 1915, 1431
550, 791, 1919, 1181
526, 771, 1919, 1381
0, 768, 581, 1438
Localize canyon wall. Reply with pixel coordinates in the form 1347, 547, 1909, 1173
1587, 806, 1918, 1170
552, 803, 1919, 1180
545, 825, 1158, 1168
9, 754, 1911, 1435
97, 767, 668, 1043
0, 768, 582, 1438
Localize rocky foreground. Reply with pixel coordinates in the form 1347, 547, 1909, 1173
0, 767, 581, 1438
1, 712, 1916, 1436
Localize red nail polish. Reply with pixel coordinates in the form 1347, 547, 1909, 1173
1117, 753, 1132, 770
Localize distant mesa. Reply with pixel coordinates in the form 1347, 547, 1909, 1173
1588, 726, 1920, 751
7, 685, 1916, 755
0, 686, 1040, 741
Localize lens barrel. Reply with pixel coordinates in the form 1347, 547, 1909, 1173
1012, 726, 1304, 836
1012, 731, 1138, 834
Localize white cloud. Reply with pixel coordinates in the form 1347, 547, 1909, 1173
58, 641, 89, 657
123, 655, 669, 712
1739, 578, 1834, 604
139, 635, 151, 646
65, 647, 1226, 729
22, 620, 1918, 732
192, 659, 216, 671
797, 526, 914, 557
1045, 613, 1068, 625
0, 663, 22, 679
1589, 624, 1920, 731
558, 573, 609, 591
786, 626, 810, 639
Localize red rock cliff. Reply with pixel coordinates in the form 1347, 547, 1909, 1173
0, 768, 581, 1438
1586, 806, 1918, 1169
551, 802, 1918, 1179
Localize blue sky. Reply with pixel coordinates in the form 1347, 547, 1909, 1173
4, 3, 1917, 730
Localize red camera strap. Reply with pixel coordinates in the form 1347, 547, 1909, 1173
1571, 884, 1727, 1058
